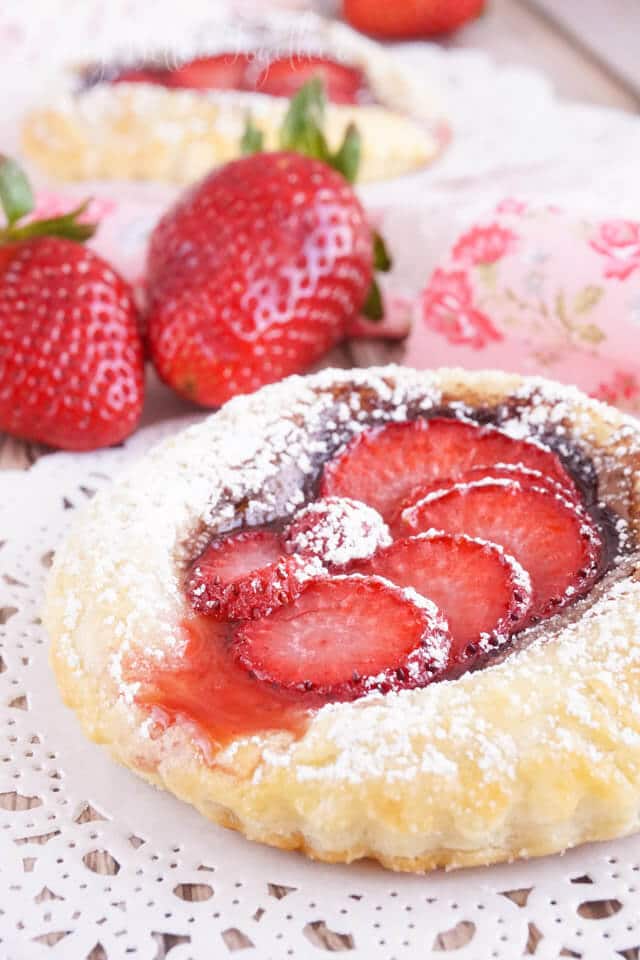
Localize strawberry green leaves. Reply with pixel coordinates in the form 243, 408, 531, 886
240, 115, 265, 156
373, 231, 392, 272
278, 78, 362, 183
0, 156, 97, 245
241, 79, 364, 185
0, 155, 34, 226
243, 78, 393, 322
330, 123, 361, 185
362, 232, 393, 321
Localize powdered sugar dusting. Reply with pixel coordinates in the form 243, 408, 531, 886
23, 8, 443, 185
361, 576, 452, 686
284, 496, 391, 567
47, 366, 640, 795
413, 531, 534, 653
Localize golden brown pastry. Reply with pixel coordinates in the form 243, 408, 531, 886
45, 366, 640, 872
23, 11, 446, 185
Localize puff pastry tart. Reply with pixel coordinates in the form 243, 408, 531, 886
22, 10, 446, 185
46, 366, 640, 872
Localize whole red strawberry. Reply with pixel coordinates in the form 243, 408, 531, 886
343, 0, 484, 38
146, 80, 390, 407
0, 157, 145, 450
147, 152, 371, 405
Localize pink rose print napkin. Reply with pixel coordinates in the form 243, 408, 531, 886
405, 200, 640, 414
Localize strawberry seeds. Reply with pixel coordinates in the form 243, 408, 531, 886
182, 416, 604, 704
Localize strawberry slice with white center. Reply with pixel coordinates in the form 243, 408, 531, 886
165, 53, 252, 90
398, 480, 602, 619
390, 463, 577, 535
232, 575, 451, 699
284, 496, 391, 568
186, 529, 322, 621
353, 533, 532, 665
320, 418, 578, 523
253, 56, 365, 104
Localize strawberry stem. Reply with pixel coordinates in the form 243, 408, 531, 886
0, 154, 34, 226
331, 123, 361, 184
279, 78, 333, 167
360, 233, 392, 320
237, 80, 393, 322
278, 80, 393, 320
373, 231, 392, 273
0, 156, 98, 246
362, 278, 384, 321
278, 78, 364, 184
241, 114, 265, 155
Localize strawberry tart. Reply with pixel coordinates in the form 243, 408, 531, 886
22, 10, 446, 185
45, 366, 640, 871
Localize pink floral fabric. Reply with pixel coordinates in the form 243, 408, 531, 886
593, 370, 640, 407
422, 269, 502, 349
452, 224, 517, 266
590, 220, 640, 280
406, 201, 640, 414
495, 197, 527, 216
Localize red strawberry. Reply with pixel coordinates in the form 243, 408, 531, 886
0, 158, 144, 451
166, 53, 252, 90
113, 67, 169, 85
146, 80, 391, 406
398, 479, 602, 619
320, 417, 578, 523
186, 529, 322, 620
146, 152, 373, 406
254, 56, 365, 105
232, 575, 451, 699
434, 463, 573, 499
390, 463, 577, 533
353, 533, 532, 664
343, 0, 484, 38
284, 496, 391, 568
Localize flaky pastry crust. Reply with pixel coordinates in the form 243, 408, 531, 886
45, 367, 640, 872
22, 11, 445, 185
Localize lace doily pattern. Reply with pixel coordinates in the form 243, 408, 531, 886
1, 420, 640, 959
3, 2, 640, 954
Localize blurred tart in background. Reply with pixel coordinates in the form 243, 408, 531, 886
22, 10, 448, 185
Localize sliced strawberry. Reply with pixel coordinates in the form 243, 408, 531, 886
390, 463, 577, 534
320, 418, 578, 523
232, 575, 451, 699
186, 529, 321, 621
398, 480, 602, 619
133, 617, 316, 745
353, 533, 532, 665
443, 463, 573, 498
113, 67, 169, 85
166, 53, 252, 90
253, 55, 365, 104
284, 497, 391, 568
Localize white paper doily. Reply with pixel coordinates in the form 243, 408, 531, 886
1, 417, 640, 960
3, 4, 640, 957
